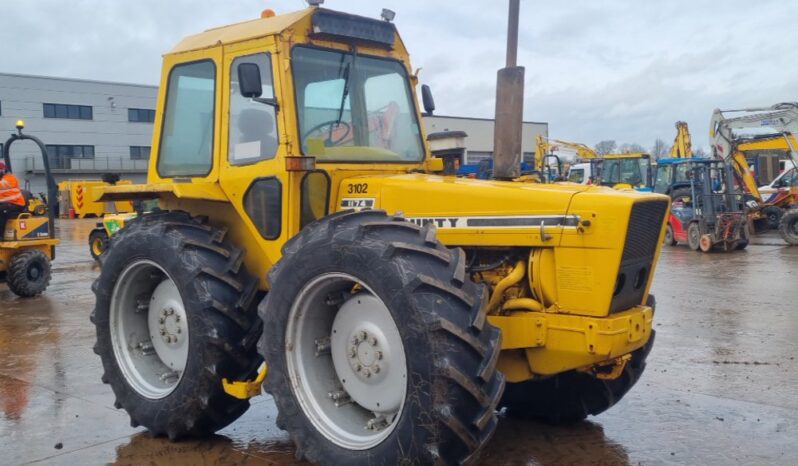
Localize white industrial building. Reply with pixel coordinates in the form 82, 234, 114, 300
422, 115, 548, 165
0, 72, 548, 193
0, 72, 156, 192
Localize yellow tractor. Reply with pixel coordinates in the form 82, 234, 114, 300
1, 121, 59, 297
92, 5, 669, 464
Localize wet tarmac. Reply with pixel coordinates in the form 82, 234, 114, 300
1, 219, 796, 465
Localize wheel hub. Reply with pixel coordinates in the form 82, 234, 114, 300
148, 280, 189, 371
331, 294, 404, 414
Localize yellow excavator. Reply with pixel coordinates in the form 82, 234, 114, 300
711, 103, 798, 242
669, 121, 692, 158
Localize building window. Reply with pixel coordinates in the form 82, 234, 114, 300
128, 108, 156, 123
130, 146, 151, 160
45, 144, 95, 169
43, 103, 93, 120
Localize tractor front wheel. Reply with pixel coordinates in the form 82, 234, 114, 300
259, 210, 504, 465
7, 249, 51, 297
780, 209, 798, 245
91, 211, 262, 439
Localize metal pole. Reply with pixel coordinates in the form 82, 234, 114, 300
492, 0, 525, 180
506, 0, 520, 67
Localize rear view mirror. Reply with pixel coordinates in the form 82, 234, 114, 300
421, 84, 435, 115
238, 63, 263, 98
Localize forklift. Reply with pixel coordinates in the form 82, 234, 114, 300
1, 121, 59, 296
655, 158, 749, 252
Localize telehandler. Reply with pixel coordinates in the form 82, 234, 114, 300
92, 4, 669, 464
1, 121, 59, 297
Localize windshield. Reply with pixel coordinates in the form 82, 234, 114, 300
653, 165, 672, 193
601, 157, 650, 187
292, 46, 424, 162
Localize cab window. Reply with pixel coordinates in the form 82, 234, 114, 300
653, 165, 672, 193
158, 61, 216, 177
568, 168, 585, 184
229, 53, 278, 164
292, 46, 424, 162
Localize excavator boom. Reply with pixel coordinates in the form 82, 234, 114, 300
669, 121, 692, 158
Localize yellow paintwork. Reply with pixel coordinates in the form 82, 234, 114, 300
222, 363, 268, 400
669, 121, 692, 158
60, 180, 134, 218
98, 6, 669, 386
733, 134, 798, 203
488, 305, 653, 382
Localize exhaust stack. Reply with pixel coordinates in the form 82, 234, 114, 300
492, 0, 525, 180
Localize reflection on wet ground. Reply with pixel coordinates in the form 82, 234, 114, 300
1, 219, 796, 465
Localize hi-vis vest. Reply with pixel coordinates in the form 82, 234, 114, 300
0, 173, 25, 206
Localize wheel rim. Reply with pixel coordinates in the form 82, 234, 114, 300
688, 225, 700, 249
664, 225, 673, 244
27, 262, 42, 281
286, 273, 407, 450
92, 238, 104, 256
110, 260, 188, 399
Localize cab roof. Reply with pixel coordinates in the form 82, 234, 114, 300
168, 7, 399, 55
169, 8, 313, 54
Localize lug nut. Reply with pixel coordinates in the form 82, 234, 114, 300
359, 330, 368, 341
368, 337, 377, 346
363, 369, 371, 378
373, 365, 381, 374
349, 348, 357, 358
376, 351, 383, 360
352, 336, 360, 345
159, 317, 165, 324
356, 364, 362, 372
160, 329, 167, 336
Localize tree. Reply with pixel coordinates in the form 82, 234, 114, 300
618, 143, 646, 154
595, 140, 617, 155
694, 147, 707, 158
651, 138, 668, 159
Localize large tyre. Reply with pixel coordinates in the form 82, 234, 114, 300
762, 205, 784, 230
687, 222, 701, 251
501, 329, 655, 424
91, 211, 262, 439
88, 228, 109, 261
259, 210, 504, 465
7, 249, 52, 297
664, 224, 677, 246
780, 209, 798, 245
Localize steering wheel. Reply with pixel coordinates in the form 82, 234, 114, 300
302, 120, 352, 146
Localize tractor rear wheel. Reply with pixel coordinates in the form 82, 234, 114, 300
7, 249, 51, 297
501, 329, 655, 424
89, 228, 109, 261
91, 211, 262, 439
664, 224, 677, 246
780, 209, 798, 245
259, 210, 504, 465
687, 223, 701, 251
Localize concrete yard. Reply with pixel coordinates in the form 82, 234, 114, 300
1, 219, 796, 465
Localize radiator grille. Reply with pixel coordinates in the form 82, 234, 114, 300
610, 199, 669, 313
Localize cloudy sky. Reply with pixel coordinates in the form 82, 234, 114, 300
2, 0, 796, 152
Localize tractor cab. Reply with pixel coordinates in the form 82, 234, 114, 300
1, 120, 59, 297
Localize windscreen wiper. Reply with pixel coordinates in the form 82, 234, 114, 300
335, 46, 357, 128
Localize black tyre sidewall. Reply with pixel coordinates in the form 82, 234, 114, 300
93, 215, 252, 436
8, 250, 51, 297
262, 241, 439, 464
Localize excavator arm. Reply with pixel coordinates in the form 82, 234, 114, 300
710, 103, 798, 201
669, 121, 692, 158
